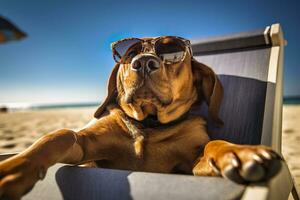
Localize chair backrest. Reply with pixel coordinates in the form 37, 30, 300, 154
191, 24, 285, 152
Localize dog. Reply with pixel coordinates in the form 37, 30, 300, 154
0, 36, 281, 199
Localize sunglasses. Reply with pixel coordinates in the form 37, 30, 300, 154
111, 36, 192, 64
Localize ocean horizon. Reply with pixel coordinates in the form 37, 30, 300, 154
0, 102, 99, 112
283, 96, 300, 105
0, 96, 300, 112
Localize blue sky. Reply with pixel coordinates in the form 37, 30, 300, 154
0, 0, 300, 104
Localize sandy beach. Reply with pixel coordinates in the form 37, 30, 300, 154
0, 107, 95, 153
282, 105, 300, 192
0, 105, 299, 192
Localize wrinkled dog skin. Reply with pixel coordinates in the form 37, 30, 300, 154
0, 37, 281, 199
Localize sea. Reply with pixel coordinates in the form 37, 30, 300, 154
0, 96, 299, 112
0, 102, 99, 112
283, 96, 300, 105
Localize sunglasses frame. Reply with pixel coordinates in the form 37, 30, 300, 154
111, 36, 193, 64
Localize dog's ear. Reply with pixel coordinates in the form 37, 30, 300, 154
191, 59, 224, 126
94, 63, 120, 118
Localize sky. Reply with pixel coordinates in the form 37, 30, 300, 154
0, 0, 300, 104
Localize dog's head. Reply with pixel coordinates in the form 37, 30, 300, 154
95, 36, 223, 125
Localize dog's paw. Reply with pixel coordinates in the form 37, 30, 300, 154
0, 155, 45, 200
208, 145, 282, 183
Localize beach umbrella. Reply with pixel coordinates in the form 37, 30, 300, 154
0, 16, 27, 44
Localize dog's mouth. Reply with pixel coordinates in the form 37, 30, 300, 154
123, 83, 173, 109
125, 87, 171, 105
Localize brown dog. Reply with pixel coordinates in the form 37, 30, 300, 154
0, 36, 281, 199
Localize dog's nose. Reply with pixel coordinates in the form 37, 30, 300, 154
131, 54, 160, 73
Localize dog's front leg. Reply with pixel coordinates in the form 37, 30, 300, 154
0, 112, 127, 200
192, 140, 282, 183
0, 129, 84, 200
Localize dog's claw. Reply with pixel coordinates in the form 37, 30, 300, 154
252, 154, 264, 163
240, 160, 265, 182
231, 154, 240, 168
269, 150, 283, 160
208, 158, 221, 176
222, 164, 244, 184
260, 150, 272, 160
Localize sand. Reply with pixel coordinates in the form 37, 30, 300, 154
0, 107, 95, 153
282, 105, 300, 192
0, 105, 299, 192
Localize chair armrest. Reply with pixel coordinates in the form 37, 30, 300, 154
55, 166, 246, 200
241, 161, 293, 200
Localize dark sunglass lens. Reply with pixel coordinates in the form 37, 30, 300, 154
155, 38, 186, 63
114, 39, 142, 62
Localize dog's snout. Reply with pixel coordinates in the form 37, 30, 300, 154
131, 54, 160, 73
132, 60, 142, 71
146, 58, 160, 72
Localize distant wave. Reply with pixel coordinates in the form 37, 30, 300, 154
284, 96, 300, 105
0, 102, 99, 112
